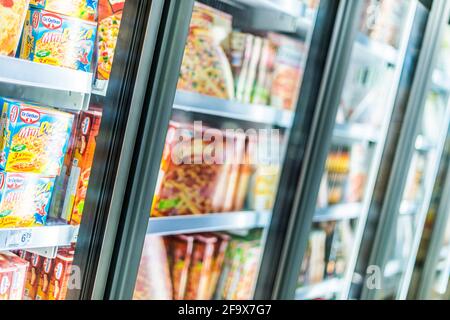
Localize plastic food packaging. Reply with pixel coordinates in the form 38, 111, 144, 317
0, 251, 29, 300
0, 172, 55, 228
177, 2, 234, 99
133, 235, 173, 300
184, 234, 217, 300
35, 257, 54, 300
152, 121, 245, 217
0, 0, 30, 56
19, 8, 97, 72
24, 252, 43, 300
0, 97, 74, 176
48, 250, 74, 300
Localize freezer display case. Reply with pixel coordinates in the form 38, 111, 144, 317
290, 0, 419, 300
0, 0, 160, 300
128, 0, 324, 301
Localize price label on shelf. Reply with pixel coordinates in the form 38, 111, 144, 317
5, 229, 33, 248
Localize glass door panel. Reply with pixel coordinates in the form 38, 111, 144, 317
131, 0, 322, 300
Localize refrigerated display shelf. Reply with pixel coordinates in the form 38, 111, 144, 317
354, 33, 398, 65
173, 90, 293, 128
0, 56, 92, 111
147, 211, 271, 236
314, 203, 362, 222
295, 278, 343, 300
0, 223, 78, 251
333, 123, 380, 144
431, 70, 450, 93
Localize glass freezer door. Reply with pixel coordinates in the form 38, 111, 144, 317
0, 1, 159, 300
292, 0, 418, 300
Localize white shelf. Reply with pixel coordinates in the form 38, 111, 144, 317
314, 203, 362, 222
174, 91, 294, 128
399, 200, 418, 216
415, 135, 436, 152
333, 122, 380, 144
147, 210, 271, 236
0, 222, 78, 251
296, 278, 343, 300
354, 33, 398, 66
0, 56, 92, 111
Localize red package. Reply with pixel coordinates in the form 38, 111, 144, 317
167, 235, 194, 300
185, 234, 217, 300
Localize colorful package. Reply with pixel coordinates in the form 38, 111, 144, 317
19, 8, 97, 71
1, 252, 29, 300
24, 252, 43, 300
184, 234, 217, 300
0, 0, 30, 56
167, 235, 194, 300
0, 172, 55, 228
48, 250, 73, 300
0, 97, 74, 176
67, 110, 101, 225
152, 121, 245, 217
29, 0, 98, 22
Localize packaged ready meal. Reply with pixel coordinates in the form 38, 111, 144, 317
0, 97, 74, 176
0, 0, 30, 56
167, 235, 194, 300
0, 255, 16, 300
48, 250, 73, 300
35, 256, 54, 300
29, 0, 98, 22
24, 252, 43, 300
19, 8, 97, 72
0, 172, 55, 228
177, 2, 234, 99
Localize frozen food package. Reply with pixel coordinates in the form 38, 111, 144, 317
0, 97, 74, 176
24, 252, 43, 300
64, 110, 102, 225
252, 38, 276, 105
177, 2, 234, 99
0, 172, 55, 228
242, 36, 263, 104
234, 33, 254, 102
269, 33, 305, 110
19, 8, 97, 72
345, 144, 368, 203
133, 235, 173, 300
35, 257, 54, 300
151, 121, 244, 217
1, 251, 29, 300
0, 256, 15, 300
48, 250, 73, 300
29, 0, 98, 21
184, 234, 217, 300
0, 0, 30, 56
167, 235, 194, 300
206, 233, 230, 299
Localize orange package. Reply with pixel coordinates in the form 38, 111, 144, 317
0, 255, 16, 300
35, 257, 54, 300
206, 233, 230, 299
184, 234, 217, 300
24, 252, 43, 300
1, 251, 29, 300
48, 250, 73, 300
